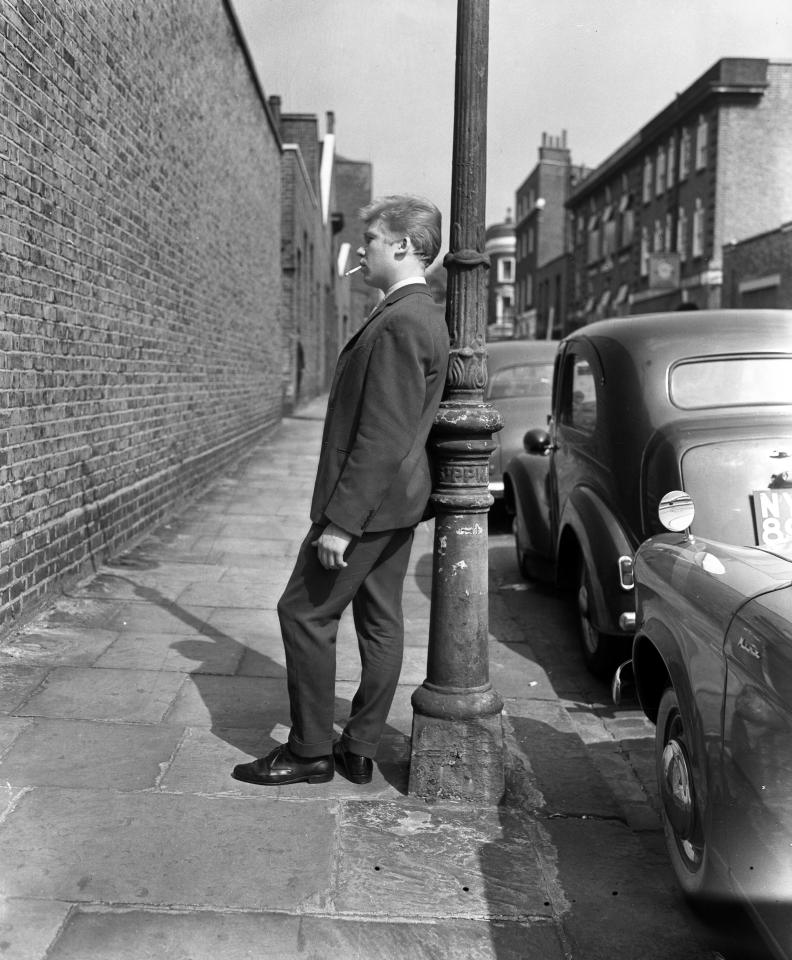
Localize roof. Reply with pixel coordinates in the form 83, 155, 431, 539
565, 310, 792, 359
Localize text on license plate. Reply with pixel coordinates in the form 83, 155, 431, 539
752, 489, 792, 545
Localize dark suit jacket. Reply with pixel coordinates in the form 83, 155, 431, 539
310, 283, 449, 536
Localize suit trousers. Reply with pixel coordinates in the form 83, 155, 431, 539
277, 522, 415, 759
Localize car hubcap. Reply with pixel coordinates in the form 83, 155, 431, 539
661, 739, 694, 836
577, 581, 597, 654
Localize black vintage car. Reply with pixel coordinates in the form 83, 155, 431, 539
503, 309, 792, 677
618, 492, 792, 960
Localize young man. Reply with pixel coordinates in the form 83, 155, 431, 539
232, 195, 449, 786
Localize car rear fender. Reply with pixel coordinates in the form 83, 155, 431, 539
557, 485, 636, 634
503, 453, 552, 558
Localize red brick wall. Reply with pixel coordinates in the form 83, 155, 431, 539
0, 0, 283, 630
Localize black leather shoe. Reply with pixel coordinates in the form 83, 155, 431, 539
333, 742, 373, 784
232, 744, 333, 786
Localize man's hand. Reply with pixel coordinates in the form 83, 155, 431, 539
311, 522, 353, 570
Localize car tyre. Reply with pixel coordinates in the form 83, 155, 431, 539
655, 686, 715, 899
576, 559, 624, 679
513, 514, 534, 580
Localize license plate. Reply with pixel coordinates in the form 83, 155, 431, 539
752, 489, 792, 546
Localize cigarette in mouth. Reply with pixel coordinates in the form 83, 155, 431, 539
345, 266, 363, 276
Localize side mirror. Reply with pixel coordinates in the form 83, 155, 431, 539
658, 490, 695, 536
523, 428, 551, 455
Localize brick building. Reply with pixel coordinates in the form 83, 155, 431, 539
514, 132, 588, 338
1, 0, 284, 630
723, 221, 792, 308
484, 213, 516, 339
334, 155, 378, 347
567, 58, 792, 322
270, 100, 342, 410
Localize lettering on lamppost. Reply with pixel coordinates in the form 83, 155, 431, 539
409, 0, 504, 804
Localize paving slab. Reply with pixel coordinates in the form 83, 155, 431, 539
0, 898, 72, 960
0, 789, 336, 911
0, 628, 116, 667
93, 632, 246, 674
546, 817, 709, 960
0, 716, 32, 753
16, 667, 186, 724
488, 639, 555, 700
0, 666, 48, 713
502, 705, 625, 820
46, 909, 566, 960
173, 580, 284, 609
0, 718, 185, 791
333, 799, 556, 921
111, 601, 214, 636
163, 674, 289, 729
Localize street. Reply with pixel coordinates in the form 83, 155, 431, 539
486, 504, 776, 960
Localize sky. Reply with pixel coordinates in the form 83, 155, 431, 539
231, 0, 791, 245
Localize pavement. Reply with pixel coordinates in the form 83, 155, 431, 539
0, 396, 719, 960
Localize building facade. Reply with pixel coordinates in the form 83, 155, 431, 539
334, 155, 378, 347
2, 0, 284, 630
567, 58, 792, 323
484, 213, 516, 339
722, 221, 792, 309
514, 132, 588, 338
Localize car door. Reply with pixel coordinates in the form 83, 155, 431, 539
721, 584, 792, 911
549, 341, 605, 541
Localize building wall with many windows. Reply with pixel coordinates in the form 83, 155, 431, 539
567, 59, 792, 322
514, 132, 588, 337
484, 214, 516, 338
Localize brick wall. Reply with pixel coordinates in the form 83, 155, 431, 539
0, 0, 283, 631
722, 224, 792, 308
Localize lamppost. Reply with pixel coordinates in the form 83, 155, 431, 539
409, 0, 504, 803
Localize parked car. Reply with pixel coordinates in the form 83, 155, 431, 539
617, 492, 792, 960
503, 309, 792, 677
485, 339, 557, 501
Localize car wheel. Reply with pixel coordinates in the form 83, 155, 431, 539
655, 686, 714, 898
513, 515, 533, 580
576, 559, 623, 679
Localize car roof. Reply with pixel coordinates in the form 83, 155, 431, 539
563, 310, 792, 360
486, 339, 559, 373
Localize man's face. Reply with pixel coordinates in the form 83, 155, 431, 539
356, 219, 401, 292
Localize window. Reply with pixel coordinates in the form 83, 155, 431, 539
665, 212, 673, 252
679, 128, 691, 180
666, 136, 676, 189
486, 361, 554, 401
677, 206, 688, 262
640, 226, 650, 276
695, 115, 708, 170
527, 227, 534, 254
692, 198, 704, 257
655, 148, 666, 196
587, 214, 600, 263
621, 206, 635, 247
561, 355, 597, 433
602, 206, 616, 258
642, 157, 652, 203
498, 257, 515, 283
525, 273, 533, 308
653, 218, 664, 253
671, 357, 792, 409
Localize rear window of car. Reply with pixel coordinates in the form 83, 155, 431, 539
670, 356, 792, 409
486, 362, 554, 400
